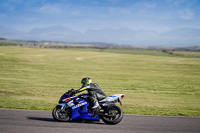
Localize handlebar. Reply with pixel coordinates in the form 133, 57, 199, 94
66, 89, 76, 96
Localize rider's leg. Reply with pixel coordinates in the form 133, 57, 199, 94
88, 91, 100, 109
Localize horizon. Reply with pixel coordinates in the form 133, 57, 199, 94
0, 0, 200, 46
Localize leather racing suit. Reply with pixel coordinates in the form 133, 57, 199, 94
76, 83, 106, 108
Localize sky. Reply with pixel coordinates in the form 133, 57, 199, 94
0, 0, 200, 46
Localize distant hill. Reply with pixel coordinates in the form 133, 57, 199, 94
28, 25, 85, 42
0, 26, 24, 38
0, 25, 200, 47
85, 28, 160, 46
0, 37, 7, 40
1, 39, 199, 51
175, 46, 200, 51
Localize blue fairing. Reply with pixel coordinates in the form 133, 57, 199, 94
70, 98, 99, 120
60, 93, 99, 120
59, 93, 70, 103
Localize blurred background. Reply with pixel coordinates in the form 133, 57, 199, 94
0, 0, 200, 46
0, 0, 200, 116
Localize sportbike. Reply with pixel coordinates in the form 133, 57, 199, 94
52, 89, 125, 124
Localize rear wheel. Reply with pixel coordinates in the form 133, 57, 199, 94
52, 106, 71, 122
100, 105, 123, 125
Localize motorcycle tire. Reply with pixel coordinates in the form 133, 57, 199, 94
100, 105, 123, 125
52, 105, 71, 122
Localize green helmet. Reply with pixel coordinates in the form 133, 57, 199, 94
81, 77, 92, 86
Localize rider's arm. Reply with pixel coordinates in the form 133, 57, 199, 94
76, 86, 89, 93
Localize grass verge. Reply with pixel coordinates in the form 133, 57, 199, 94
0, 46, 200, 116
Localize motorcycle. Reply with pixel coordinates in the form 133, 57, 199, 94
52, 89, 125, 124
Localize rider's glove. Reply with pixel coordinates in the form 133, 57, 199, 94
71, 89, 76, 95
67, 89, 77, 95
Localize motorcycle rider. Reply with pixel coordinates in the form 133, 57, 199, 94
71, 77, 106, 109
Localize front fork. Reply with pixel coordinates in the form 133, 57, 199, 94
58, 103, 67, 112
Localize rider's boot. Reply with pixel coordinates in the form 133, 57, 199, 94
91, 104, 100, 118
91, 101, 100, 109
90, 98, 100, 118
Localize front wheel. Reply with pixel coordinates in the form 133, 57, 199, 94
52, 105, 71, 122
100, 105, 123, 125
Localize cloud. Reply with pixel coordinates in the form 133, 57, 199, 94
143, 2, 157, 9
179, 9, 195, 20
165, 0, 186, 7
71, 10, 81, 16
0, 0, 200, 37
38, 4, 62, 14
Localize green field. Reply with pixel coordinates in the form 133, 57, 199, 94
0, 46, 200, 116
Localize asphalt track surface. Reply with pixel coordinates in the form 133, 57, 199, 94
0, 109, 200, 133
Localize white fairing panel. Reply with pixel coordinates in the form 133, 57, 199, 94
99, 94, 124, 106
